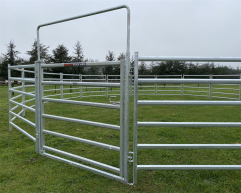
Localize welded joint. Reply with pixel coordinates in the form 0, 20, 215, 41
128, 151, 133, 163
36, 132, 39, 138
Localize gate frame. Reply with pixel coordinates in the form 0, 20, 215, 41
35, 5, 131, 184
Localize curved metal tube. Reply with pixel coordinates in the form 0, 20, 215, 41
37, 5, 130, 62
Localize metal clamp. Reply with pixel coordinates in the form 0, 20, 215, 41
128, 151, 133, 163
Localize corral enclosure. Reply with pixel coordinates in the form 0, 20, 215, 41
5, 4, 241, 186
7, 64, 241, 185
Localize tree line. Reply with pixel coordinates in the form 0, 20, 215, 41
0, 40, 240, 80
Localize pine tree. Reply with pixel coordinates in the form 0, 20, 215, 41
0, 41, 21, 79
50, 44, 72, 74
72, 41, 84, 74
102, 50, 115, 75
26, 39, 50, 64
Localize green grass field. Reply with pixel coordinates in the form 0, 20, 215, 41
1, 84, 241, 192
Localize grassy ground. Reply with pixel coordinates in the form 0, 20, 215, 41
0, 84, 241, 192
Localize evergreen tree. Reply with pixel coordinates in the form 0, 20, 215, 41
26, 39, 50, 64
0, 41, 21, 79
138, 61, 147, 75
72, 41, 84, 75
50, 44, 72, 74
102, 50, 115, 75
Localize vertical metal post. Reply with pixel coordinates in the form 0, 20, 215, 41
60, 73, 63, 99
124, 51, 130, 184
181, 74, 184, 97
8, 64, 12, 131
106, 74, 108, 98
40, 67, 45, 155
79, 74, 82, 99
155, 75, 157, 96
21, 69, 25, 116
133, 52, 138, 184
209, 74, 212, 100
130, 73, 132, 97
239, 74, 241, 101
119, 59, 125, 177
35, 61, 41, 152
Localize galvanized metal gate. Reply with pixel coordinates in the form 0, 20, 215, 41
133, 52, 241, 184
35, 5, 131, 183
35, 59, 129, 183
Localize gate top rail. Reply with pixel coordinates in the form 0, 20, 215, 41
138, 56, 241, 62
37, 5, 130, 62
41, 61, 121, 68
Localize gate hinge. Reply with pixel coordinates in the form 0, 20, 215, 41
128, 151, 133, 163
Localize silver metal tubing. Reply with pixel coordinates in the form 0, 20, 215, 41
63, 74, 80, 76
43, 145, 120, 173
44, 94, 62, 97
133, 52, 139, 184
212, 74, 240, 77
184, 90, 209, 93
25, 98, 35, 103
11, 94, 23, 100
62, 92, 80, 96
212, 96, 238, 100
11, 110, 24, 122
24, 70, 35, 74
10, 122, 36, 142
41, 61, 120, 68
9, 89, 35, 97
184, 86, 209, 89
11, 105, 20, 111
137, 165, 241, 170
83, 79, 106, 81
37, 5, 130, 59
82, 91, 106, 93
64, 96, 81, 100
138, 122, 241, 127
137, 144, 241, 149
42, 97, 120, 109
12, 68, 23, 72
10, 100, 35, 112
138, 78, 241, 84
43, 130, 120, 151
138, 56, 241, 62
43, 72, 60, 75
42, 81, 120, 87
212, 92, 239, 96
12, 85, 23, 89
44, 88, 60, 92
157, 94, 181, 96
212, 88, 239, 91
43, 153, 124, 182
62, 88, 79, 90
43, 114, 120, 130
8, 64, 35, 69
10, 111, 36, 127
82, 95, 106, 97
183, 94, 209, 97
83, 75, 106, 77
157, 90, 181, 92
9, 77, 35, 83
138, 100, 241, 106
24, 84, 35, 88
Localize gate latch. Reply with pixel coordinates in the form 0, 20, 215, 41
109, 96, 120, 105
128, 151, 133, 163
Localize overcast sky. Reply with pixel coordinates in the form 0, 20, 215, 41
0, 0, 240, 68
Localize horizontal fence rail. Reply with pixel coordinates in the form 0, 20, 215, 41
133, 52, 241, 185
